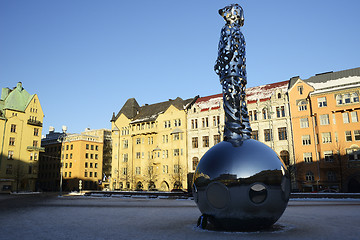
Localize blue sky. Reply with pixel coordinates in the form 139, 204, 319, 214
1, 0, 360, 135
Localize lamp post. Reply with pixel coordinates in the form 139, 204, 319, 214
57, 131, 67, 196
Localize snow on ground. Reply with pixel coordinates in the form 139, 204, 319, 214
0, 195, 359, 240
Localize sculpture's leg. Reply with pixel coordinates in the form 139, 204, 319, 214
222, 76, 243, 141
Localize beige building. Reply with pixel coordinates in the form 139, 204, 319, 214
186, 81, 296, 188
186, 94, 224, 185
110, 97, 196, 191
246, 81, 296, 188
0, 82, 44, 192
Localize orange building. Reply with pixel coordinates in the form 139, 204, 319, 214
288, 67, 360, 192
61, 131, 104, 191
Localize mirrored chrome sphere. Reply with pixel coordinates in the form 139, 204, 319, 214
193, 139, 291, 231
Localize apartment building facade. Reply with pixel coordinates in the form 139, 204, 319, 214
187, 81, 296, 189
110, 97, 196, 191
0, 82, 44, 192
289, 67, 360, 192
60, 129, 105, 191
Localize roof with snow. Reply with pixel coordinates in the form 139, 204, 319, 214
195, 93, 222, 112
112, 97, 197, 124
246, 80, 289, 103
305, 67, 360, 92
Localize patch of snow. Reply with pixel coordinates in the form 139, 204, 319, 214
308, 76, 360, 90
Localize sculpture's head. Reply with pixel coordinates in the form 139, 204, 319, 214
219, 4, 244, 27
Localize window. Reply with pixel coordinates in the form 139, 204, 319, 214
136, 152, 141, 159
251, 130, 258, 140
10, 124, 16, 133
280, 150, 290, 165
136, 167, 141, 175
253, 110, 258, 121
322, 132, 332, 143
136, 138, 141, 144
214, 135, 221, 145
332, 114, 336, 124
123, 168, 128, 175
85, 153, 89, 159
306, 171, 314, 181
320, 114, 330, 125
6, 164, 12, 174
302, 135, 311, 145
34, 128, 39, 137
163, 165, 169, 173
336, 94, 343, 105
327, 171, 336, 181
95, 145, 98, 151
298, 86, 303, 95
262, 108, 268, 120
94, 172, 97, 177
344, 93, 351, 104
300, 118, 309, 128
353, 93, 359, 102
174, 119, 181, 127
351, 112, 358, 122
90, 154, 93, 159
298, 101, 307, 111
163, 135, 168, 143
9, 137, 15, 146
174, 165, 179, 174
264, 129, 272, 142
249, 111, 253, 121
347, 148, 360, 161
8, 151, 14, 160
69, 162, 72, 168
317, 97, 327, 107
276, 106, 285, 118
85, 162, 88, 168
123, 140, 128, 149
95, 154, 98, 159
354, 130, 360, 141
33, 140, 38, 147
174, 149, 179, 156
191, 119, 198, 129
343, 112, 350, 123
164, 120, 171, 128
278, 127, 287, 140
278, 93, 282, 99
84, 172, 88, 177
192, 137, 198, 148
203, 136, 209, 147
192, 157, 199, 170
324, 151, 334, 162
304, 152, 313, 163
173, 133, 180, 141
86, 144, 89, 150
345, 131, 352, 142
89, 172, 93, 177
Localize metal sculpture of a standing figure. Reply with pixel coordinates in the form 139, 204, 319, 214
214, 4, 252, 144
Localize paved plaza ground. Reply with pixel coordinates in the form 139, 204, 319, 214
0, 193, 359, 240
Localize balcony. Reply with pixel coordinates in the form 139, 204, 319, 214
27, 146, 45, 152
27, 119, 43, 127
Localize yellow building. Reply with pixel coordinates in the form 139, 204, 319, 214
111, 97, 196, 191
60, 129, 105, 191
0, 82, 44, 192
289, 67, 360, 192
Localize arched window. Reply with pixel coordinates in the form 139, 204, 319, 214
336, 94, 343, 105
305, 171, 314, 181
280, 150, 290, 165
352, 92, 359, 103
298, 100, 307, 111
262, 108, 267, 120
192, 157, 199, 170
277, 93, 281, 99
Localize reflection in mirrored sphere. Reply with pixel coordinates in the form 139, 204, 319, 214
193, 139, 291, 231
